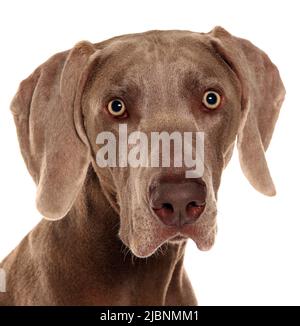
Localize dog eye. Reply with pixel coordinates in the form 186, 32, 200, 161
107, 99, 127, 117
202, 91, 222, 110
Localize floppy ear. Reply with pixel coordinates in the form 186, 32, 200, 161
208, 27, 285, 196
11, 41, 96, 220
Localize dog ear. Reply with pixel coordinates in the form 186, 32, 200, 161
11, 41, 96, 220
208, 27, 285, 196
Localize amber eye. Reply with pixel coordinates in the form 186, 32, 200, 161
107, 99, 126, 117
202, 90, 222, 110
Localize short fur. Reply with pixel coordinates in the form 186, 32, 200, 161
0, 27, 285, 305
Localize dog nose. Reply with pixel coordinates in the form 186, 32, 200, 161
150, 178, 206, 227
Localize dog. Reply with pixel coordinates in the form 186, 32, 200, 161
0, 27, 285, 305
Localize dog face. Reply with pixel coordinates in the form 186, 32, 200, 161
82, 32, 242, 256
11, 28, 285, 257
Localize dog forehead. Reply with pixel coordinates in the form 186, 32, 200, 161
96, 30, 219, 67
90, 31, 230, 90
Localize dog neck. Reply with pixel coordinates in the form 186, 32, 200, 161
63, 165, 189, 305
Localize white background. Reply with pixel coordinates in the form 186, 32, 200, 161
0, 0, 299, 306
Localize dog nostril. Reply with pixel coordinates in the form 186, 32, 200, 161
153, 203, 174, 220
186, 201, 206, 220
161, 203, 173, 212
186, 201, 202, 208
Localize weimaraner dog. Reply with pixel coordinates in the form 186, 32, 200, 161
0, 27, 285, 305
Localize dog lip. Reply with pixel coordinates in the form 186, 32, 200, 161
157, 224, 199, 240
168, 235, 188, 242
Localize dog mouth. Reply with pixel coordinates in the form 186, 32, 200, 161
160, 222, 208, 243
124, 216, 216, 258
154, 211, 216, 249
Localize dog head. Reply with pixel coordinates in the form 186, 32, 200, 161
11, 27, 285, 257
